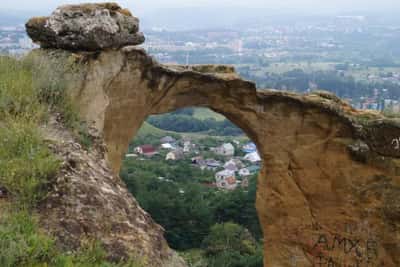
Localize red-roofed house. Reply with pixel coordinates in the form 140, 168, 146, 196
135, 145, 157, 157
215, 170, 238, 190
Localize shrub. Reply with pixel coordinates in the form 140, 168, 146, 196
202, 222, 257, 256
202, 223, 263, 267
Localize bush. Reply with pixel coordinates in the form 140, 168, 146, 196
202, 222, 257, 256
202, 223, 263, 267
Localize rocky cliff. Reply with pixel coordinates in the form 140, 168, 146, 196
27, 3, 400, 267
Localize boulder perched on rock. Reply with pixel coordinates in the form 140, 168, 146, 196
26, 3, 144, 51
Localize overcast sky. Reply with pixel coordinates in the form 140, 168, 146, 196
3, 0, 400, 14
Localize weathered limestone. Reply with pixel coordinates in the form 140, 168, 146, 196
27, 3, 400, 267
26, 3, 144, 51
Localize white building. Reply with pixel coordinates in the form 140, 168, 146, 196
161, 143, 175, 150
214, 143, 235, 156
244, 151, 261, 163
166, 150, 184, 161
239, 168, 251, 177
183, 141, 192, 153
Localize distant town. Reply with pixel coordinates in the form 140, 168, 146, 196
130, 135, 260, 191
2, 13, 400, 113
0, 25, 36, 55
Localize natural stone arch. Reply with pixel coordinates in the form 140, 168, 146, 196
31, 46, 400, 266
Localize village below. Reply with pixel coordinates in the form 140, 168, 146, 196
129, 126, 260, 191
120, 109, 264, 265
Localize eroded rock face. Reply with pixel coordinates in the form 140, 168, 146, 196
40, 115, 185, 267
26, 3, 144, 51
27, 4, 400, 267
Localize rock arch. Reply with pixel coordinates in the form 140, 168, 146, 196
31, 47, 400, 266
25, 3, 400, 266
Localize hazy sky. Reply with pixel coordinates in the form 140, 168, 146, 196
3, 0, 400, 14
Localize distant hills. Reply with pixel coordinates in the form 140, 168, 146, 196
0, 11, 33, 26
139, 7, 400, 30
1, 6, 400, 29
140, 7, 311, 30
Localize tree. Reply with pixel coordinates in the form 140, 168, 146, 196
202, 222, 263, 267
202, 222, 257, 256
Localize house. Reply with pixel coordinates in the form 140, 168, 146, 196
244, 151, 261, 163
191, 156, 204, 164
161, 143, 175, 150
160, 136, 176, 144
214, 143, 235, 156
224, 158, 245, 171
241, 177, 249, 188
242, 142, 257, 153
233, 158, 245, 169
238, 168, 251, 177
135, 145, 157, 157
224, 162, 238, 172
215, 169, 235, 180
205, 159, 222, 170
191, 156, 207, 169
215, 170, 237, 190
221, 176, 238, 190
183, 140, 193, 153
239, 165, 260, 176
166, 149, 184, 161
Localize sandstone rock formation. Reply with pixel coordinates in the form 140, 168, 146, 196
39, 114, 185, 267
27, 3, 400, 267
26, 3, 144, 51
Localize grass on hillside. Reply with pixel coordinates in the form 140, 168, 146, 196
192, 108, 225, 122
0, 55, 147, 266
136, 121, 249, 146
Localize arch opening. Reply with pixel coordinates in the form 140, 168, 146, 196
120, 107, 264, 266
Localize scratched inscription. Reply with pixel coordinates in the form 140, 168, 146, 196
311, 234, 379, 267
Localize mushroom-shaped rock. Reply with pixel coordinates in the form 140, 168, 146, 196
26, 3, 145, 51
